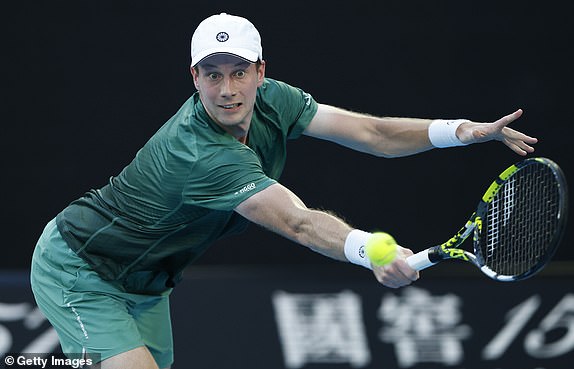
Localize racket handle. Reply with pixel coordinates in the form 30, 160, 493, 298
406, 249, 437, 271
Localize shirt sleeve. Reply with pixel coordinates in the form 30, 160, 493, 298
257, 79, 319, 140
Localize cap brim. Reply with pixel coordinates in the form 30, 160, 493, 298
191, 48, 259, 67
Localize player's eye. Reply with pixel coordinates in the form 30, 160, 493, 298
207, 73, 221, 81
234, 70, 246, 78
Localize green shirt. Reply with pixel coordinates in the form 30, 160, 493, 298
56, 78, 318, 287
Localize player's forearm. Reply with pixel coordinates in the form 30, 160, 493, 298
289, 208, 352, 261
305, 105, 436, 158
235, 183, 352, 262
367, 116, 435, 157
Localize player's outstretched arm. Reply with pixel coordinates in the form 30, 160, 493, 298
235, 183, 419, 288
303, 104, 537, 157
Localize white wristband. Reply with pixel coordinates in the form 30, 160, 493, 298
428, 119, 470, 148
344, 229, 372, 270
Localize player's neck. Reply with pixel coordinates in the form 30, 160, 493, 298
237, 134, 248, 145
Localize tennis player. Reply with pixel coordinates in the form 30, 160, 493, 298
30, 13, 538, 369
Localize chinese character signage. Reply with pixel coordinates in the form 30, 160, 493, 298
2, 268, 573, 368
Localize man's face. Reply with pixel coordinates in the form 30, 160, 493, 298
191, 54, 265, 139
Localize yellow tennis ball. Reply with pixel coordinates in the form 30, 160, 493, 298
365, 232, 397, 266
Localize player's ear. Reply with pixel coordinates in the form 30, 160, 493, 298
190, 65, 200, 90
257, 60, 266, 87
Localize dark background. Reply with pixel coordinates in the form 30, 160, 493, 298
3, 0, 573, 269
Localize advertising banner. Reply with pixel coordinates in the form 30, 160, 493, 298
1, 266, 573, 369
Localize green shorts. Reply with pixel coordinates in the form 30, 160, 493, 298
30, 219, 174, 368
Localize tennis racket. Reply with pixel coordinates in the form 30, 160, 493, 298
406, 157, 568, 281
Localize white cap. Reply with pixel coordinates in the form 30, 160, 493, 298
191, 13, 263, 67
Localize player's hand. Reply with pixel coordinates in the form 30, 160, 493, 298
456, 109, 538, 155
372, 245, 419, 289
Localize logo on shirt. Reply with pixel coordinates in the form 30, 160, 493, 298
234, 182, 256, 195
303, 93, 312, 106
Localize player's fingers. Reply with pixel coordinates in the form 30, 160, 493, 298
374, 261, 418, 288
500, 127, 537, 155
373, 265, 397, 287
394, 248, 419, 281
502, 139, 528, 156
372, 246, 419, 288
396, 259, 420, 281
501, 126, 538, 142
493, 109, 523, 128
377, 272, 407, 289
508, 140, 536, 156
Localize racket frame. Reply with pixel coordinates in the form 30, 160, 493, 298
406, 157, 568, 281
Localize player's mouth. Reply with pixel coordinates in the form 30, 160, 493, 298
219, 103, 242, 110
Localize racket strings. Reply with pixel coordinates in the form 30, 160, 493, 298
480, 163, 560, 276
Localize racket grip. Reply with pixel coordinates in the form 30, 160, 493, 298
406, 249, 437, 271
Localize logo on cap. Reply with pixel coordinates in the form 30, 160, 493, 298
216, 32, 229, 42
